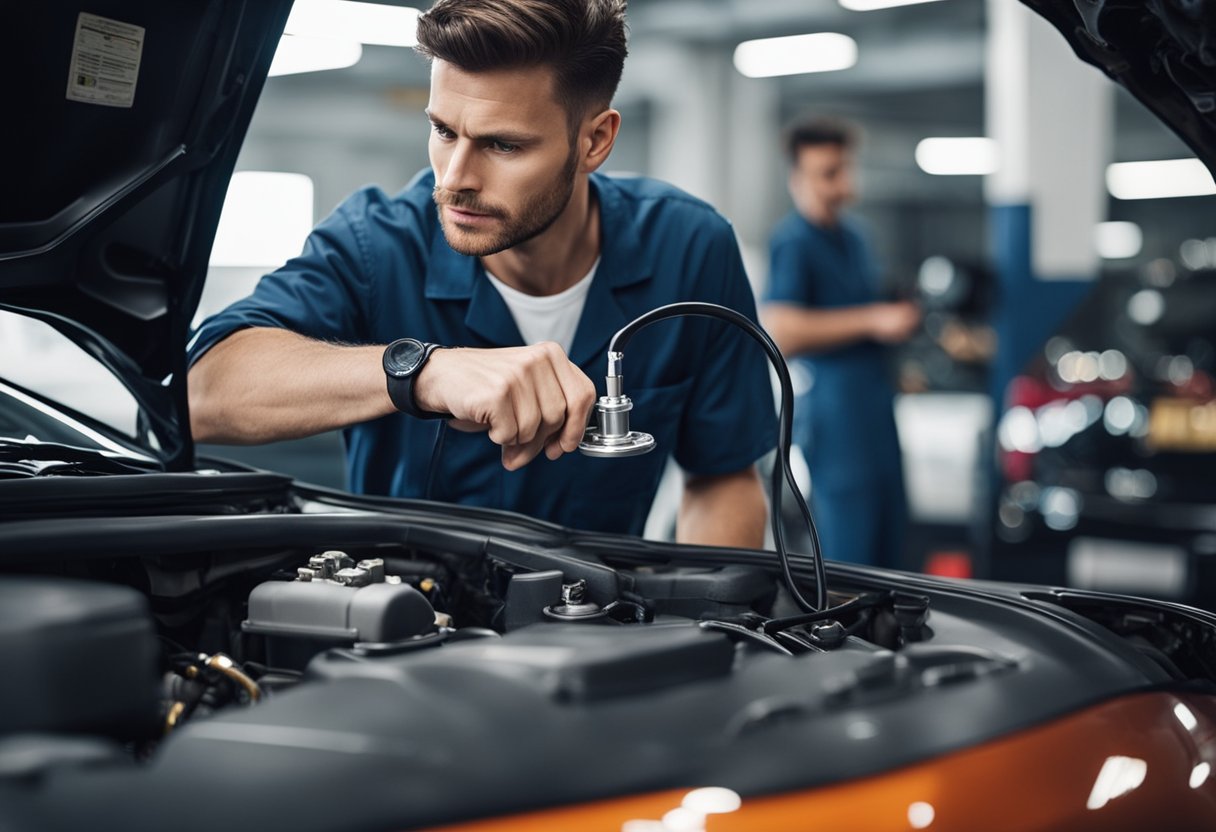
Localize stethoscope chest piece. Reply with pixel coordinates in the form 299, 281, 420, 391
578, 353, 656, 458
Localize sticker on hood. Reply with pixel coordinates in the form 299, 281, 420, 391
65, 12, 145, 108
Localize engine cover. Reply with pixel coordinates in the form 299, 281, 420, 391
0, 577, 158, 737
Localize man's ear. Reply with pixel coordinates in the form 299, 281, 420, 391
579, 108, 621, 174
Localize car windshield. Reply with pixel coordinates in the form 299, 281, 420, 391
0, 378, 147, 459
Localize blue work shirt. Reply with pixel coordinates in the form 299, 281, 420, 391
189, 170, 776, 535
764, 212, 901, 491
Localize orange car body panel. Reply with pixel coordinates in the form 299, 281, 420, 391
426, 691, 1216, 832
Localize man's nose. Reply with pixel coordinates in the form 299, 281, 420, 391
440, 140, 480, 193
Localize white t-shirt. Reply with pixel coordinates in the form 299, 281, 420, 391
484, 259, 599, 355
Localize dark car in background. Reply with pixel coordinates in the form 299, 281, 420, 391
994, 265, 1216, 605
3, 2, 1216, 831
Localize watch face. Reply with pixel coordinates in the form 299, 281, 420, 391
384, 338, 426, 377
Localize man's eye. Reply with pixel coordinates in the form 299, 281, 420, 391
433, 124, 455, 139
491, 140, 519, 154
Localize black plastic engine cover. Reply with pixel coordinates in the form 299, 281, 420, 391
308, 621, 736, 702
0, 577, 158, 737
626, 565, 776, 619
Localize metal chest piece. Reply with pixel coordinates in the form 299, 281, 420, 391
543, 579, 607, 621
578, 352, 656, 458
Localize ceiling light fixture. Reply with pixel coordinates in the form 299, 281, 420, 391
915, 137, 999, 175
732, 33, 858, 78
285, 0, 420, 47
1106, 158, 1216, 200
840, 0, 945, 10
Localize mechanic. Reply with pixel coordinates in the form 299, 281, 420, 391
761, 118, 918, 567
187, 0, 776, 545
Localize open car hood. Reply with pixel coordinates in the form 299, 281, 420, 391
0, 2, 291, 470
1023, 0, 1216, 175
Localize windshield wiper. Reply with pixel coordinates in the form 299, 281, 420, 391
0, 440, 159, 478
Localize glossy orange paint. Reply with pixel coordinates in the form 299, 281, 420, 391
422, 691, 1216, 832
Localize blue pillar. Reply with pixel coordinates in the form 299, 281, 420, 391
985, 0, 1114, 405
988, 205, 1093, 405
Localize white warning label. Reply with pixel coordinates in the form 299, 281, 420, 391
65, 12, 145, 108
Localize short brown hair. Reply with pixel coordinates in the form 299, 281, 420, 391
416, 0, 628, 122
785, 117, 859, 165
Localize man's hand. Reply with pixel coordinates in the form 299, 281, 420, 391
764, 300, 921, 357
868, 300, 921, 344
413, 342, 597, 471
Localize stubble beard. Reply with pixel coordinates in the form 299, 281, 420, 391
434, 148, 580, 258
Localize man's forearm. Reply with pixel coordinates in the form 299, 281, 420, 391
676, 467, 767, 549
188, 328, 393, 444
761, 303, 875, 356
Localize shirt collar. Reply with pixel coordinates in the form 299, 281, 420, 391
423, 173, 655, 366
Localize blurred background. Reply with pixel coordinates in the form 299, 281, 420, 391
4, 0, 1215, 606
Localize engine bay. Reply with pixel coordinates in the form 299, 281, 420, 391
2, 471, 1212, 831
9, 525, 937, 746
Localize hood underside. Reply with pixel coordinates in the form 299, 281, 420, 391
0, 1, 291, 469
1022, 0, 1216, 176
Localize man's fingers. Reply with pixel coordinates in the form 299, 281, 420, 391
448, 418, 488, 433
505, 344, 590, 465
436, 343, 596, 469
508, 379, 543, 446
484, 392, 521, 446
502, 433, 549, 471
524, 350, 567, 444
549, 351, 597, 453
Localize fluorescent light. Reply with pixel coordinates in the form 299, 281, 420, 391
210, 172, 315, 267
840, 0, 944, 9
1106, 158, 1216, 200
915, 137, 999, 175
733, 33, 857, 78
1094, 221, 1142, 259
285, 0, 419, 47
269, 35, 362, 77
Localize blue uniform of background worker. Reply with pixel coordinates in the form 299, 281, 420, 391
187, 0, 775, 546
762, 118, 919, 567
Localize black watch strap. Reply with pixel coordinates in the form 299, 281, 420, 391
384, 341, 451, 419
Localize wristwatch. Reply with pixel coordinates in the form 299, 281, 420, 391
383, 338, 451, 419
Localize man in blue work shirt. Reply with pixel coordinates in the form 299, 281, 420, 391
188, 0, 775, 544
762, 118, 919, 567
